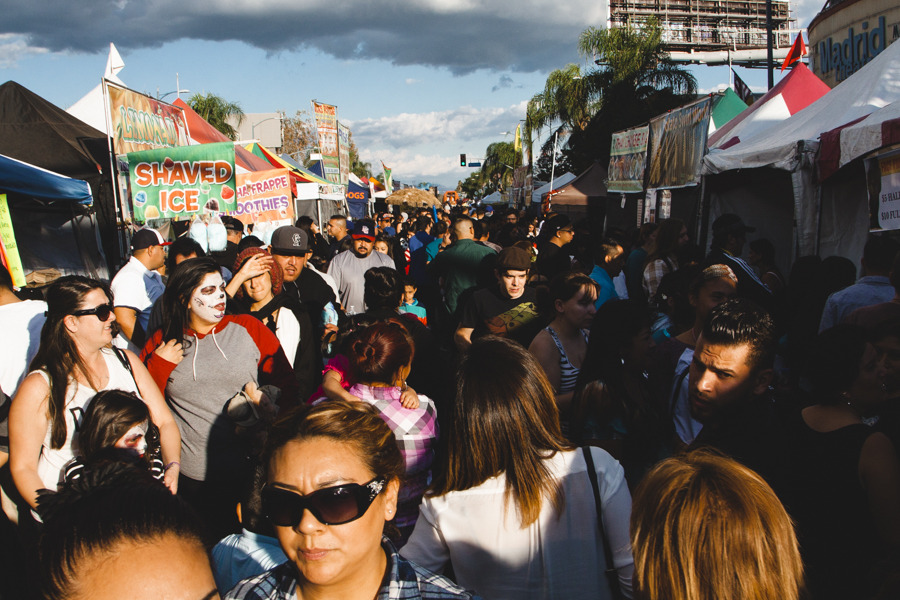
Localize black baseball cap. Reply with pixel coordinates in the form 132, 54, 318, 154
270, 226, 309, 256
352, 219, 377, 241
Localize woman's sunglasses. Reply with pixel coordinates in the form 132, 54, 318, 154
71, 303, 115, 321
262, 476, 387, 527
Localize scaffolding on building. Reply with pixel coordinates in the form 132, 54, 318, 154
609, 0, 796, 66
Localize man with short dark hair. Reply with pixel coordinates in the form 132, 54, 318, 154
689, 298, 782, 480
820, 234, 900, 331
589, 238, 625, 308
428, 216, 497, 317
845, 251, 900, 333
267, 226, 337, 327
326, 214, 351, 259
327, 219, 395, 313
534, 215, 575, 281
455, 246, 540, 351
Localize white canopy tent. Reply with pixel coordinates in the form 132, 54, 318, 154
531, 172, 576, 205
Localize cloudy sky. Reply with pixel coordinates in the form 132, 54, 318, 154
1, 0, 826, 191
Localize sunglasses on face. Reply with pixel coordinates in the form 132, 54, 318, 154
72, 303, 115, 321
262, 476, 387, 527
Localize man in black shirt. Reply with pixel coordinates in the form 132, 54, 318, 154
270, 225, 337, 330
455, 246, 540, 351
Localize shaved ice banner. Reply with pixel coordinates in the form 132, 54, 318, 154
230, 168, 294, 227
106, 81, 190, 155
127, 142, 236, 222
312, 101, 341, 185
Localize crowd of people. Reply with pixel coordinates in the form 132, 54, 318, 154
0, 201, 899, 599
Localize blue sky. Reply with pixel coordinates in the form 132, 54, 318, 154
0, 0, 825, 191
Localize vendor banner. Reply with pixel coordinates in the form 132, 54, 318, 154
338, 121, 351, 186
106, 81, 190, 155
312, 101, 341, 184
867, 149, 900, 231
647, 97, 711, 189
127, 142, 236, 221
231, 168, 293, 227
0, 195, 26, 288
608, 126, 649, 193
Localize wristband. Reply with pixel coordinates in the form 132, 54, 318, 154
164, 461, 180, 472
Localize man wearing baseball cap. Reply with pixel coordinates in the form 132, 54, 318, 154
211, 215, 244, 274
455, 245, 540, 351
327, 218, 395, 313
706, 213, 773, 311
110, 228, 170, 352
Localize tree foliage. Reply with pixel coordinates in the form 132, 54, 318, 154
281, 110, 318, 164
188, 93, 244, 141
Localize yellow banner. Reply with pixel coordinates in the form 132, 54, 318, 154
0, 195, 26, 287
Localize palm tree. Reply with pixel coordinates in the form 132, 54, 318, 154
188, 93, 245, 141
481, 141, 518, 193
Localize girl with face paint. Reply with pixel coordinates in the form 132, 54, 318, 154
63, 390, 166, 483
141, 257, 298, 541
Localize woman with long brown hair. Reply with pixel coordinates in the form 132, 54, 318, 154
401, 336, 633, 600
9, 276, 180, 510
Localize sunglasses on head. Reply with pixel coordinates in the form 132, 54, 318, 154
72, 303, 115, 321
262, 476, 387, 527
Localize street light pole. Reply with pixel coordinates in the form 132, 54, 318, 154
766, 0, 774, 89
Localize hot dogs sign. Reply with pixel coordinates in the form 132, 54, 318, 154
127, 142, 237, 221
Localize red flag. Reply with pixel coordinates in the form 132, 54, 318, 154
781, 33, 807, 72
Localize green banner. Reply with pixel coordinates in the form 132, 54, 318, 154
127, 142, 237, 221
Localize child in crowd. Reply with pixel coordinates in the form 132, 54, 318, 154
399, 276, 427, 326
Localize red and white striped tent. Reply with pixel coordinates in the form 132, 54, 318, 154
818, 101, 900, 181
707, 63, 830, 150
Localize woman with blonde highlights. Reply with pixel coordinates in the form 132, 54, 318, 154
630, 450, 803, 600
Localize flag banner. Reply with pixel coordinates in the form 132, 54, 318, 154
514, 123, 522, 154
230, 168, 293, 227
0, 195, 26, 288
647, 97, 712, 189
867, 149, 900, 231
607, 125, 649, 193
106, 81, 191, 155
732, 69, 754, 105
338, 121, 351, 186
126, 142, 236, 221
382, 162, 393, 193
781, 33, 807, 72
312, 101, 341, 185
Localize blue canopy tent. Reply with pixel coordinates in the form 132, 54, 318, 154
0, 152, 108, 282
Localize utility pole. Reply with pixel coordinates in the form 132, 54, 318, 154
766, 0, 774, 89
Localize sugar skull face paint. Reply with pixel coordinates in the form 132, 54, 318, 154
189, 272, 227, 325
115, 420, 149, 457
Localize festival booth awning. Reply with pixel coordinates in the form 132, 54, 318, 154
345, 173, 370, 220
818, 101, 900, 181
532, 172, 576, 205
0, 81, 113, 280
701, 41, 900, 270
0, 153, 93, 205
172, 99, 273, 173
481, 190, 505, 205
550, 161, 608, 206
706, 64, 831, 151
708, 88, 748, 137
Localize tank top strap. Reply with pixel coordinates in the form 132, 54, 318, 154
545, 326, 566, 357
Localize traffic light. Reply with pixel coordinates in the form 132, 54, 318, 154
460, 154, 467, 167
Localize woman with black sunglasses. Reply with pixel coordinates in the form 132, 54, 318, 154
9, 276, 181, 512
225, 400, 480, 600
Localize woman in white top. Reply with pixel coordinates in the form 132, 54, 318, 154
400, 336, 634, 600
9, 276, 180, 510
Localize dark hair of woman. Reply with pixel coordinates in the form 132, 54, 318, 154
646, 218, 685, 265
159, 257, 221, 344
805, 325, 870, 402
31, 276, 113, 449
78, 390, 151, 461
429, 336, 570, 526
537, 272, 599, 317
575, 299, 652, 393
264, 400, 405, 494
374, 233, 395, 259
363, 266, 403, 311
37, 461, 204, 600
348, 321, 414, 384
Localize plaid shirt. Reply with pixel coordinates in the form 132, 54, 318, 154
642, 255, 677, 299
349, 384, 439, 530
224, 538, 481, 600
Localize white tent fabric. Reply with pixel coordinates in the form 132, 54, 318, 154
703, 40, 900, 176
67, 43, 125, 134
531, 172, 576, 205
481, 191, 505, 204
818, 101, 900, 180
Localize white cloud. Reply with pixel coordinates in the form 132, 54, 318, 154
405, 78, 421, 85
0, 34, 48, 68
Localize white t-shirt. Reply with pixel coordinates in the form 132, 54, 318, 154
110, 256, 165, 351
0, 299, 46, 398
400, 447, 634, 600
35, 348, 139, 490
274, 306, 301, 368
